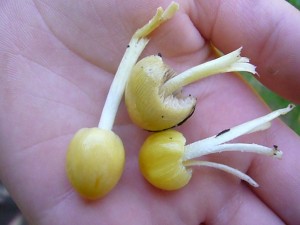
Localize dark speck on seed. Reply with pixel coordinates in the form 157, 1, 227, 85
216, 128, 231, 137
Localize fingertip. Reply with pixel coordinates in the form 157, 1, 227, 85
191, 0, 300, 103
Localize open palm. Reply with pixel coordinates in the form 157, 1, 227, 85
1, 1, 300, 224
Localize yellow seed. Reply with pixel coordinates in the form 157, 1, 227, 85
139, 105, 295, 190
126, 48, 257, 132
139, 129, 192, 190
125, 56, 196, 131
66, 128, 125, 199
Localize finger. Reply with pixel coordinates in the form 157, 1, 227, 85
205, 183, 284, 225
247, 123, 300, 225
190, 0, 300, 103
180, 71, 300, 224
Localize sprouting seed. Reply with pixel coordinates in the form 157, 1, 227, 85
66, 2, 179, 200
139, 105, 295, 190
125, 47, 257, 131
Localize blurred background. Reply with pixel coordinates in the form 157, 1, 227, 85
1, 1, 299, 224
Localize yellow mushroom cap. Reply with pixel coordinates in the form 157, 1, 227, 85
66, 128, 125, 199
125, 56, 196, 131
139, 129, 192, 190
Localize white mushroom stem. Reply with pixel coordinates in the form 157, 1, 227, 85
98, 2, 179, 130
182, 104, 295, 187
162, 47, 256, 96
183, 160, 259, 187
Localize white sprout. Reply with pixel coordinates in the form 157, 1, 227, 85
183, 104, 295, 187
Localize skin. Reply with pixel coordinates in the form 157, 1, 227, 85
0, 0, 300, 224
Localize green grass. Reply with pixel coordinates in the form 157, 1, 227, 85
288, 0, 300, 9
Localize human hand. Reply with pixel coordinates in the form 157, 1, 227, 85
0, 1, 299, 224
